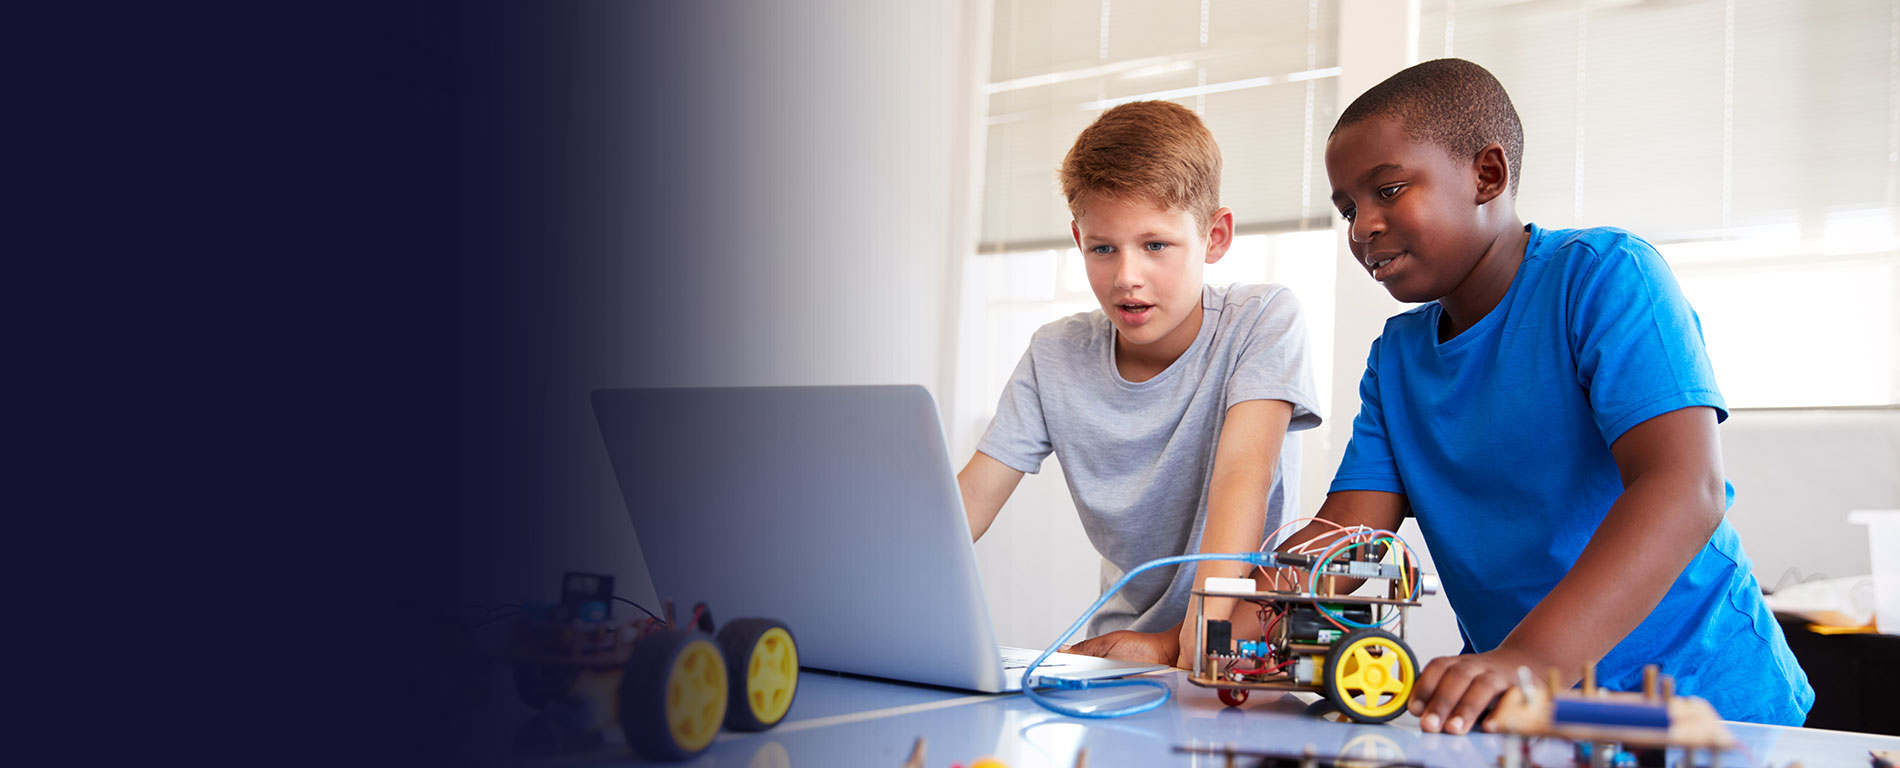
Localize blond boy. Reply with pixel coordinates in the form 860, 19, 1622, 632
959, 101, 1320, 668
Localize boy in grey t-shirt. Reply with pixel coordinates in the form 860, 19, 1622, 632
958, 101, 1320, 669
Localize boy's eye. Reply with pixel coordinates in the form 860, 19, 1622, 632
1377, 184, 1403, 200
1339, 207, 1356, 222
1144, 242, 1167, 252
1090, 245, 1115, 255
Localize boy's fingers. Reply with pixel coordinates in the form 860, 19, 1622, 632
1419, 661, 1484, 732
1410, 656, 1452, 716
1065, 636, 1107, 657
1444, 673, 1507, 735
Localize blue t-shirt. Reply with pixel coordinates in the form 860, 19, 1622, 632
1330, 224, 1813, 725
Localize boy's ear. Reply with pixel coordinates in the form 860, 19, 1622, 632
1473, 142, 1511, 205
1203, 207, 1236, 264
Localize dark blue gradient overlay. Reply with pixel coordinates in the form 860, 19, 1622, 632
375, 1, 979, 763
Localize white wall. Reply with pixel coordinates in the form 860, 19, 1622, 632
1721, 408, 1900, 588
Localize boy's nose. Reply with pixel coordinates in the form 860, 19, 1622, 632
1349, 212, 1382, 244
1115, 256, 1144, 290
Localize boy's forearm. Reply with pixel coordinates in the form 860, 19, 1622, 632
957, 452, 1023, 542
1192, 482, 1268, 632
1191, 400, 1294, 624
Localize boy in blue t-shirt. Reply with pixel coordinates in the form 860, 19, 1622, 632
1275, 58, 1812, 731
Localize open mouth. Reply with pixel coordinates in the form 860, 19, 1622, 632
1117, 302, 1153, 314
1365, 252, 1403, 281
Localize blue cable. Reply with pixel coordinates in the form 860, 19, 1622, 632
1019, 551, 1281, 719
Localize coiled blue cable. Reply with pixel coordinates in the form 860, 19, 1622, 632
1020, 551, 1280, 719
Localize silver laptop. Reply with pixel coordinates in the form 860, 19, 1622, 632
591, 385, 1164, 692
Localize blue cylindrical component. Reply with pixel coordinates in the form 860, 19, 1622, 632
1551, 700, 1670, 729
1237, 639, 1270, 657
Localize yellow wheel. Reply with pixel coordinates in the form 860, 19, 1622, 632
719, 618, 800, 731
621, 631, 729, 760
1322, 628, 1416, 723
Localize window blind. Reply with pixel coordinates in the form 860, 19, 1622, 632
982, 0, 1343, 251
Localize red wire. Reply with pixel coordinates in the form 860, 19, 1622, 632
1236, 658, 1296, 677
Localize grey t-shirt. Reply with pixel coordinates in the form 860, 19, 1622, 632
977, 283, 1322, 635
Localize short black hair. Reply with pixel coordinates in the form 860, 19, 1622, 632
1332, 58, 1525, 194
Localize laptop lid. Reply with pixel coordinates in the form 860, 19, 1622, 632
593, 385, 1014, 691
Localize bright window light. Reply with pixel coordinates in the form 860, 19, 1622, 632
1272, 231, 1338, 418
1204, 235, 1272, 286
1823, 209, 1899, 257
1679, 264, 1896, 408
1061, 248, 1088, 294
1657, 224, 1801, 264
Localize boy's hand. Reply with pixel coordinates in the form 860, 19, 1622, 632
1407, 647, 1540, 734
1062, 629, 1180, 667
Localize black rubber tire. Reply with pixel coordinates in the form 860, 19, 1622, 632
717, 618, 800, 731
1322, 627, 1416, 724
619, 630, 726, 761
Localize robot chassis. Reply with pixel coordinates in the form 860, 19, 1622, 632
1188, 542, 1435, 723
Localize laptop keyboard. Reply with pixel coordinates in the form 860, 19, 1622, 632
999, 647, 1068, 670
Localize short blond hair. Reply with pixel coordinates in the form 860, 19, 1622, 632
1060, 100, 1222, 230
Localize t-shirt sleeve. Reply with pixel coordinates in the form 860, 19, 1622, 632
1329, 335, 1406, 495
1225, 288, 1323, 432
974, 345, 1054, 474
1568, 235, 1728, 446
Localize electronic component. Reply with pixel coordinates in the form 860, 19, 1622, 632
562, 572, 616, 617
1280, 603, 1373, 645
1203, 576, 1259, 594
1292, 656, 1317, 686
1269, 550, 1404, 580
1204, 619, 1232, 655
1274, 552, 1319, 568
